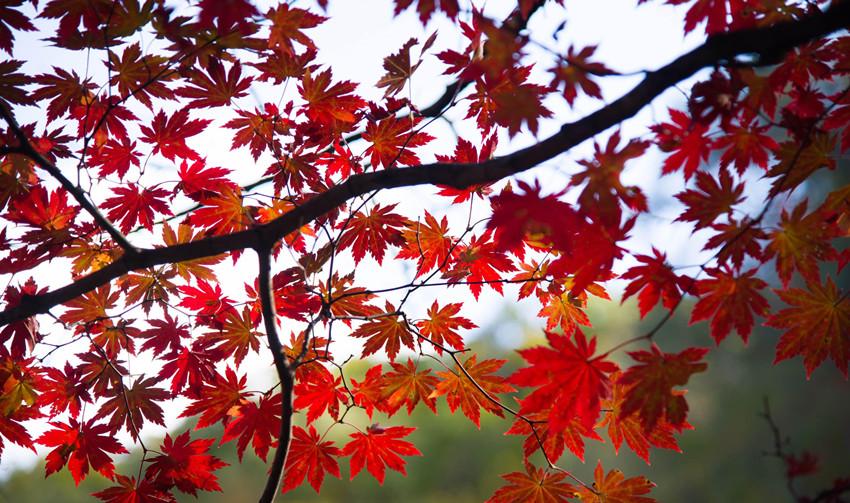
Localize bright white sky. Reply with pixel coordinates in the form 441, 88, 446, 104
0, 0, 749, 479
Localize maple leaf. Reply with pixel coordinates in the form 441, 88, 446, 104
415, 301, 475, 353
139, 109, 210, 161
293, 365, 347, 422
59, 284, 119, 332
31, 67, 96, 121
322, 273, 382, 322
674, 168, 745, 230
766, 133, 837, 197
766, 278, 850, 378
468, 67, 552, 136
571, 132, 650, 222
180, 368, 248, 429
198, 307, 261, 367
765, 201, 838, 286
574, 461, 656, 503
87, 138, 142, 180
37, 418, 128, 485
618, 344, 708, 432
395, 211, 456, 276
0, 406, 38, 457
621, 249, 693, 319
380, 358, 439, 416
342, 424, 421, 484
0, 1, 34, 55
651, 109, 712, 180
597, 374, 683, 464
158, 345, 218, 396
0, 60, 30, 106
299, 68, 365, 130
188, 185, 253, 236
337, 204, 409, 264
93, 474, 170, 503
224, 104, 288, 161
538, 291, 591, 336
689, 266, 769, 344
283, 424, 342, 493
138, 312, 189, 355
377, 37, 421, 98
107, 43, 172, 109
430, 355, 514, 427
444, 231, 514, 299
145, 431, 227, 496
221, 393, 281, 462
162, 223, 225, 283
197, 0, 258, 34
550, 45, 610, 105
435, 135, 498, 203
487, 462, 576, 503
510, 331, 618, 432
101, 184, 172, 233
363, 115, 434, 168
716, 119, 779, 173
267, 3, 326, 56
350, 302, 414, 360
93, 376, 169, 439
1, 279, 43, 358
703, 217, 767, 270
505, 407, 602, 463
175, 59, 251, 108
39, 363, 91, 419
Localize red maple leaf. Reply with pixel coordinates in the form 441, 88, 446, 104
267, 3, 327, 56
510, 331, 617, 432
341, 424, 421, 484
550, 45, 610, 105
766, 278, 850, 378
598, 374, 684, 464
337, 204, 409, 264
395, 211, 457, 276
363, 115, 434, 168
179, 367, 248, 429
175, 59, 252, 109
37, 418, 128, 485
487, 462, 576, 503
430, 354, 515, 427
350, 302, 414, 360
221, 393, 281, 462
621, 249, 693, 319
674, 168, 745, 230
101, 184, 172, 233
93, 474, 170, 503
93, 376, 169, 439
139, 109, 210, 161
379, 358, 439, 417
689, 266, 769, 344
651, 108, 712, 180
282, 425, 342, 493
145, 430, 227, 495
415, 301, 475, 353
574, 461, 656, 502
618, 344, 708, 432
298, 68, 364, 130
293, 365, 347, 422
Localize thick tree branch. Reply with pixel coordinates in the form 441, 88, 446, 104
2, 3, 849, 327
256, 248, 295, 503
0, 102, 137, 253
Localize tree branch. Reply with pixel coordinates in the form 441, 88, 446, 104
0, 102, 137, 253
256, 248, 295, 503
2, 3, 849, 327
